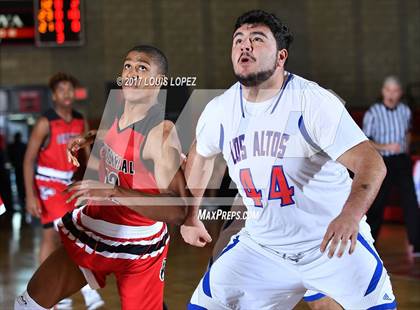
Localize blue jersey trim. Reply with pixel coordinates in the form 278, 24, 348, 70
303, 293, 326, 302
239, 85, 245, 118
219, 235, 240, 258
219, 124, 224, 152
298, 115, 321, 151
238, 73, 293, 118
270, 73, 293, 113
187, 303, 208, 310
357, 233, 383, 296
202, 270, 212, 298
367, 300, 397, 310
203, 236, 240, 298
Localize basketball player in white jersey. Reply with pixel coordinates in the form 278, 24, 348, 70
182, 10, 396, 309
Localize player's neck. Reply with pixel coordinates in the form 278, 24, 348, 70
120, 100, 154, 127
242, 69, 286, 103
54, 105, 73, 121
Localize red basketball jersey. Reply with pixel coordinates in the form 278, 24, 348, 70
37, 108, 85, 180
84, 103, 165, 228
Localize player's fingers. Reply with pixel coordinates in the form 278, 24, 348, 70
328, 234, 341, 258
349, 232, 358, 254
31, 203, 41, 218
67, 150, 72, 163
195, 238, 207, 247
70, 155, 77, 166
320, 229, 334, 252
68, 140, 78, 154
69, 153, 80, 167
66, 189, 88, 203
65, 181, 83, 192
73, 142, 80, 151
336, 236, 349, 258
203, 231, 212, 243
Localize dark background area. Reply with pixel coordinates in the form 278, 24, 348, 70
1, 0, 420, 120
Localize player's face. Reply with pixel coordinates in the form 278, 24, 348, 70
121, 51, 163, 103
52, 81, 75, 108
231, 24, 279, 86
382, 82, 402, 107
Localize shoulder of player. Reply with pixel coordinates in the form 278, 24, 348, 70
42, 108, 58, 121
143, 120, 181, 163
147, 120, 177, 144
29, 116, 49, 140
207, 82, 239, 109
300, 78, 344, 112
34, 116, 50, 132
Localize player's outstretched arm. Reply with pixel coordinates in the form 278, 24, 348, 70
23, 117, 49, 218
320, 140, 386, 258
180, 141, 215, 247
135, 120, 189, 224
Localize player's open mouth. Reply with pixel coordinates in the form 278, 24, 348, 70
239, 54, 255, 64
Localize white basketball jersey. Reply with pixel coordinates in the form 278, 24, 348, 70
196, 73, 368, 254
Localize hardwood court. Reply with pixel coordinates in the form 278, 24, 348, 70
1, 214, 419, 309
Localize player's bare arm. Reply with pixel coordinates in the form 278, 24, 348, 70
23, 116, 49, 218
320, 140, 387, 258
180, 141, 215, 247
81, 119, 92, 166
370, 141, 401, 153
133, 120, 189, 224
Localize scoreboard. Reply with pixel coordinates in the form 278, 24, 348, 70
34, 0, 84, 46
0, 0, 84, 46
0, 1, 35, 44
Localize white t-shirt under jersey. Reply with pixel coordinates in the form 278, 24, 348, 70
196, 72, 369, 254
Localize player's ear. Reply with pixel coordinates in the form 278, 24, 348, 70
51, 92, 57, 102
277, 49, 288, 67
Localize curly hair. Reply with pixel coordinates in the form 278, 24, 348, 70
48, 72, 78, 92
234, 10, 293, 51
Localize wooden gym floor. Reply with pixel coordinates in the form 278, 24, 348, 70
1, 213, 419, 309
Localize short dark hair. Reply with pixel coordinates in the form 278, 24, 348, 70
234, 10, 293, 51
48, 72, 78, 92
126, 45, 168, 76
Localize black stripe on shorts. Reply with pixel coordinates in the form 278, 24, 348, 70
61, 212, 168, 256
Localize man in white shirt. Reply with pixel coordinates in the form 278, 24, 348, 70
182, 9, 396, 310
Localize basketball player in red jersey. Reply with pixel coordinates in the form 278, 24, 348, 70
15, 46, 189, 310
22, 73, 104, 309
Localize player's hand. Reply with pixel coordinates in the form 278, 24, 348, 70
320, 211, 359, 258
67, 135, 86, 167
181, 218, 212, 247
26, 194, 41, 218
67, 131, 96, 167
65, 180, 116, 206
385, 143, 401, 153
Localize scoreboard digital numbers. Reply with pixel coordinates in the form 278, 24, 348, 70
34, 0, 84, 47
0, 1, 35, 45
